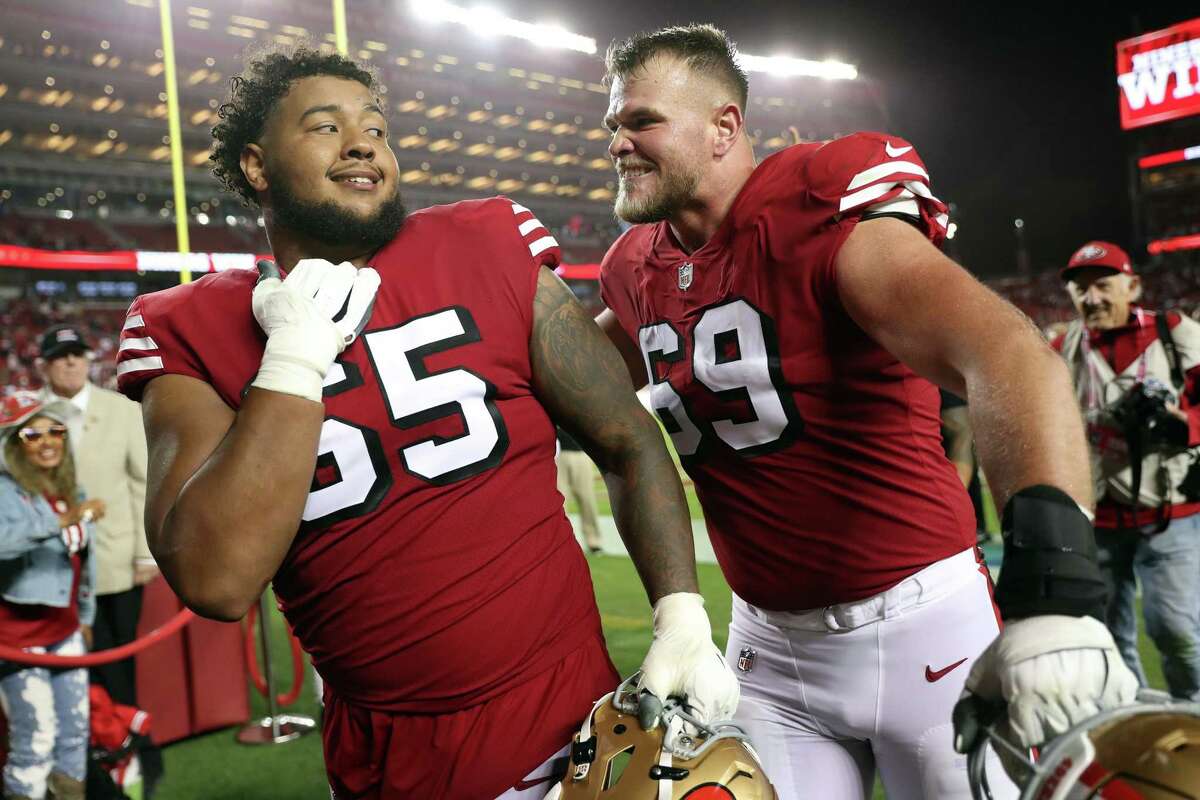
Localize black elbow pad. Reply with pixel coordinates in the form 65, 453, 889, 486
993, 485, 1107, 621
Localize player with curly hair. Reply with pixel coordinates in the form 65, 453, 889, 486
208, 47, 406, 252
114, 46, 739, 799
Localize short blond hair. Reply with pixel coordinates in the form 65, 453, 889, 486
604, 24, 749, 113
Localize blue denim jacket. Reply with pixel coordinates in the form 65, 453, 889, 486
0, 474, 96, 627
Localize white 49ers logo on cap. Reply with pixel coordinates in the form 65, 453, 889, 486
1073, 244, 1107, 262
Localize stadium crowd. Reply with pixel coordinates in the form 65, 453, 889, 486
7, 247, 1200, 396
0, 297, 123, 392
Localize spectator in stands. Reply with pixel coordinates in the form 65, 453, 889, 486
556, 427, 603, 554
1052, 241, 1200, 699
0, 299, 123, 392
565, 213, 585, 239
35, 325, 161, 794
0, 393, 100, 800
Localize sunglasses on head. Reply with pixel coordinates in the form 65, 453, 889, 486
17, 425, 67, 443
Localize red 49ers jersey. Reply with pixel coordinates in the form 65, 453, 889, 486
118, 197, 613, 714
601, 132, 976, 611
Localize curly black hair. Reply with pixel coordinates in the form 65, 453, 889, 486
210, 45, 382, 208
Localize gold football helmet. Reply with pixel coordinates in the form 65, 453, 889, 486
968, 694, 1200, 800
547, 675, 777, 800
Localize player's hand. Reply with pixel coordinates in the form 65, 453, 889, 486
952, 614, 1138, 754
636, 592, 739, 729
250, 258, 380, 403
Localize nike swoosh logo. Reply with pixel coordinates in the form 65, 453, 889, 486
885, 142, 913, 157
512, 775, 556, 791
925, 658, 968, 682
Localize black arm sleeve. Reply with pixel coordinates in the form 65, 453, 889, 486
993, 485, 1107, 621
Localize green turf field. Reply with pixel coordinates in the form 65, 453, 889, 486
155, 552, 1166, 799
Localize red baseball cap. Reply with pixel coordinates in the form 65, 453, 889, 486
1060, 241, 1134, 281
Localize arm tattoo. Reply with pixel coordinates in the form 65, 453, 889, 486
530, 267, 698, 599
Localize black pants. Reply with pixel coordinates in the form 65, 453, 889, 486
90, 587, 143, 705
89, 586, 164, 791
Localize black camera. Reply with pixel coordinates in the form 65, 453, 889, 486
1107, 378, 1188, 451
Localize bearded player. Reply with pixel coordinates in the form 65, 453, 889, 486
595, 25, 1137, 799
114, 48, 737, 799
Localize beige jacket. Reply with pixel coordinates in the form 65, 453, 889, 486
45, 384, 150, 595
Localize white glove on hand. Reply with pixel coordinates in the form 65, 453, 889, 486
954, 615, 1138, 752
251, 258, 380, 402
637, 592, 740, 728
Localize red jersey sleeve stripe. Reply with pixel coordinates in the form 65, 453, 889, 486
845, 159, 929, 191
528, 236, 558, 258
117, 304, 165, 378
118, 336, 158, 353
842, 181, 948, 231
841, 181, 905, 212
508, 200, 560, 261
517, 218, 543, 236
116, 356, 164, 377
867, 195, 921, 217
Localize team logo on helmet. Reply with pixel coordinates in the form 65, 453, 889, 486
554, 675, 778, 799
682, 785, 737, 799
678, 262, 694, 291
1073, 244, 1107, 263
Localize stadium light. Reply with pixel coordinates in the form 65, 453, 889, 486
410, 0, 597, 55
738, 53, 858, 81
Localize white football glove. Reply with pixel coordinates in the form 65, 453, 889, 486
251, 258, 380, 403
636, 592, 740, 729
953, 614, 1138, 753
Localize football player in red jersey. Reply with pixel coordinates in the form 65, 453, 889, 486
114, 48, 738, 799
594, 24, 1138, 799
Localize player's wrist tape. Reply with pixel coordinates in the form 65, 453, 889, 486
251, 339, 332, 403
652, 592, 710, 636
995, 485, 1107, 622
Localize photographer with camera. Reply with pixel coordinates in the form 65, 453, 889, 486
1053, 241, 1200, 700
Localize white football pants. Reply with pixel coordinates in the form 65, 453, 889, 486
497, 744, 569, 799
727, 547, 1019, 799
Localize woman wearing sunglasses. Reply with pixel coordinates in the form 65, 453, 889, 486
0, 394, 103, 800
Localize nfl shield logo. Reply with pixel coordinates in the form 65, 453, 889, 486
737, 646, 756, 673
678, 262, 694, 291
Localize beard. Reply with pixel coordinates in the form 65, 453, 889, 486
267, 169, 407, 252
614, 162, 700, 224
